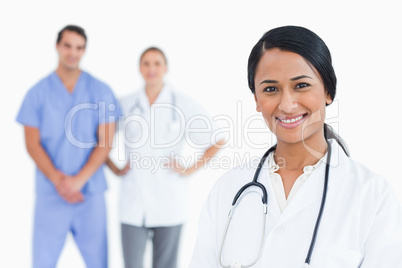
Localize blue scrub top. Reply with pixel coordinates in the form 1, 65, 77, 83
16, 71, 122, 195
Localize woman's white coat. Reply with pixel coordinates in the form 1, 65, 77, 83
190, 140, 402, 268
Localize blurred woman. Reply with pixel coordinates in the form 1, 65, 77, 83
107, 47, 225, 268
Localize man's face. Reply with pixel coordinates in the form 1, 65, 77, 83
56, 30, 86, 70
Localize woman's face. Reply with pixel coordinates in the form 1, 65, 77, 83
139, 50, 167, 86
254, 48, 332, 145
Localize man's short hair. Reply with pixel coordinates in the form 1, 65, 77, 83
57, 25, 87, 45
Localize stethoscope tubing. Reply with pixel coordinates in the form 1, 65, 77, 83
304, 140, 331, 266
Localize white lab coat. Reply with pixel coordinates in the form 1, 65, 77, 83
190, 139, 402, 267
118, 84, 224, 227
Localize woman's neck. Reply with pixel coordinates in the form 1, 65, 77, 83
274, 135, 327, 170
145, 82, 164, 105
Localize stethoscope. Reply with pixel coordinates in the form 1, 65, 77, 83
128, 91, 179, 132
219, 140, 332, 268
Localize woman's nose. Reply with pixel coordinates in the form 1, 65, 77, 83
278, 91, 297, 113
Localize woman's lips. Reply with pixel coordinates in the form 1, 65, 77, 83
275, 113, 308, 129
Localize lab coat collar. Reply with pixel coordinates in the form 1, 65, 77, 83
263, 139, 344, 225
154, 83, 173, 104
138, 83, 173, 110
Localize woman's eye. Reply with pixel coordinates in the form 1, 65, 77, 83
263, 86, 277, 93
295, 83, 310, 89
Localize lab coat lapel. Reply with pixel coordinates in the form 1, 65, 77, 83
275, 163, 325, 226
138, 87, 149, 114
153, 84, 171, 105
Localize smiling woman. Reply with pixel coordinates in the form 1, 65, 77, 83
189, 25, 402, 268
253, 49, 331, 151
248, 26, 349, 159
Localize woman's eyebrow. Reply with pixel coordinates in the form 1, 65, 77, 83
259, 75, 314, 85
290, 75, 313, 81
259, 79, 278, 85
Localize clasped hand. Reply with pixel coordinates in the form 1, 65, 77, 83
54, 171, 85, 203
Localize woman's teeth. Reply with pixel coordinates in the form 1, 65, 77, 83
280, 115, 304, 124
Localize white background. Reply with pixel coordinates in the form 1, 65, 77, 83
1, 0, 401, 267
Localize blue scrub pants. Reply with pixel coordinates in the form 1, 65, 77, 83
33, 193, 108, 268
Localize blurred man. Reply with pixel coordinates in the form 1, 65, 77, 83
16, 25, 121, 268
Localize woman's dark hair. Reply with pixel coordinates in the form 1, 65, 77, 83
247, 25, 349, 156
57, 25, 87, 46
139, 47, 168, 65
